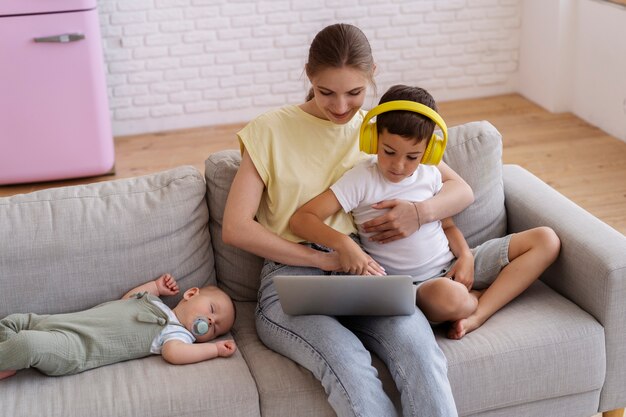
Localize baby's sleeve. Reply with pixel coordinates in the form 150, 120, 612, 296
152, 325, 195, 354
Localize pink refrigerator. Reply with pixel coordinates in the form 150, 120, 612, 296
0, 0, 114, 185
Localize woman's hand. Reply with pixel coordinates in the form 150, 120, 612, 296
365, 257, 386, 276
445, 252, 474, 290
361, 199, 420, 244
362, 161, 474, 245
315, 251, 342, 272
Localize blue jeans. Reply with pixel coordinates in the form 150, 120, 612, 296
255, 245, 458, 417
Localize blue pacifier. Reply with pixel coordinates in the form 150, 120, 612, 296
192, 317, 211, 336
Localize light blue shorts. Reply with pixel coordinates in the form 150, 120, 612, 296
415, 234, 513, 291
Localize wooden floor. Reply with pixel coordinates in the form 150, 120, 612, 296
1, 93, 625, 235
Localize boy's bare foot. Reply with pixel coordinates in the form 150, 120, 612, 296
447, 315, 481, 340
0, 370, 16, 380
447, 289, 488, 339
447, 319, 467, 340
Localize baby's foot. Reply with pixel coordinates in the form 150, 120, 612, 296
0, 370, 16, 380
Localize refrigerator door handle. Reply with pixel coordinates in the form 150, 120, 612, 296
34, 33, 85, 43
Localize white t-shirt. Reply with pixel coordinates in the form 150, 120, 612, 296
330, 156, 455, 281
149, 299, 195, 354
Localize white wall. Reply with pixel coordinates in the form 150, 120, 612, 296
518, 0, 575, 112
572, 0, 626, 142
519, 0, 626, 142
98, 0, 523, 136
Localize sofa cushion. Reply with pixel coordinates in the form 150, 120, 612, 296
231, 302, 335, 417
232, 301, 402, 417
443, 120, 507, 247
3, 342, 260, 417
439, 280, 604, 416
0, 166, 215, 316
205, 150, 263, 302
232, 282, 604, 417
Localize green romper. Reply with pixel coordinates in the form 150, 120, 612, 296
0, 293, 169, 376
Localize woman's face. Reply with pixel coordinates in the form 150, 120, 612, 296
308, 66, 370, 124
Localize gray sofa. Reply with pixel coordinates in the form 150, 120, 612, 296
1, 121, 624, 417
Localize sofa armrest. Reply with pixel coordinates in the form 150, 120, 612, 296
503, 164, 626, 412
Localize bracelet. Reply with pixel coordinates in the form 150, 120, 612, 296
412, 202, 421, 230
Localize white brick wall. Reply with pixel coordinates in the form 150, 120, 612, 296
99, 0, 522, 136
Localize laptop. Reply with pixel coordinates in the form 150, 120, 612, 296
273, 274, 416, 316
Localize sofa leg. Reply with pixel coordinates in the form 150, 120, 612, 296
603, 408, 625, 417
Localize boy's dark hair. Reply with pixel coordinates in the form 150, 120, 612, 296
376, 85, 437, 143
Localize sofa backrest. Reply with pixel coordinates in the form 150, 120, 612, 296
442, 120, 507, 247
0, 166, 215, 317
205, 120, 507, 302
205, 151, 264, 301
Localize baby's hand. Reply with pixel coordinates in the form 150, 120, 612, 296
155, 273, 180, 296
216, 340, 237, 357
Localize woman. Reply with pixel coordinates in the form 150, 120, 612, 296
223, 23, 472, 417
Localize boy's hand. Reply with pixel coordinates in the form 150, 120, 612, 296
155, 274, 180, 296
338, 238, 386, 276
314, 249, 385, 275
445, 253, 474, 289
216, 340, 237, 357
338, 248, 370, 275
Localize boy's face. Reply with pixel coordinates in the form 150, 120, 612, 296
178, 287, 235, 343
376, 128, 428, 183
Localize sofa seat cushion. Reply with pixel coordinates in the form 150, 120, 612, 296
231, 301, 336, 417
0, 166, 214, 316
233, 301, 405, 417
232, 302, 404, 417
3, 344, 260, 417
232, 283, 604, 417
438, 281, 605, 416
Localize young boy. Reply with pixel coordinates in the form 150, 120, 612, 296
0, 274, 236, 380
290, 85, 561, 339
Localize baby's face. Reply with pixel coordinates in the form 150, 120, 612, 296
183, 288, 235, 342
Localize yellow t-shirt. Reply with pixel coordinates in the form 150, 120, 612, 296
238, 105, 367, 243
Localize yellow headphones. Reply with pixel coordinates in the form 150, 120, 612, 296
359, 100, 448, 165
